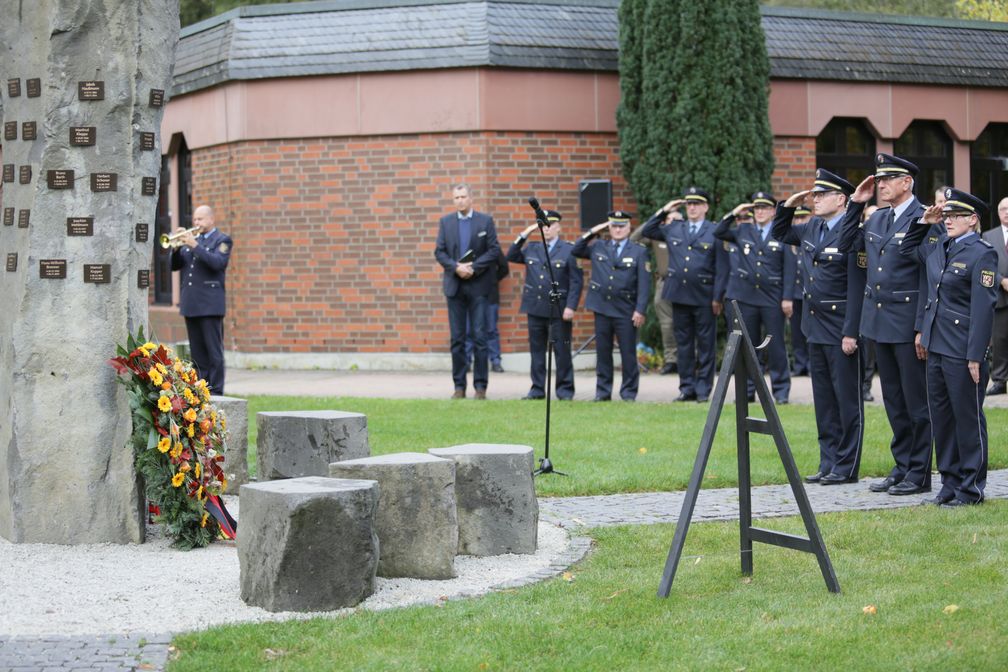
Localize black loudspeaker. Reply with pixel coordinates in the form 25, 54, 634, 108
579, 179, 612, 230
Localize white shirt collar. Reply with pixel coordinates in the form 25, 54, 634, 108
892, 196, 915, 221
457, 210, 473, 219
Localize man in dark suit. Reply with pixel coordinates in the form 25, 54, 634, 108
572, 211, 650, 401
787, 207, 812, 377
507, 210, 584, 400
170, 204, 233, 395
902, 188, 997, 506
434, 184, 500, 399
772, 170, 865, 485
640, 188, 725, 402
981, 197, 1008, 395
838, 154, 941, 496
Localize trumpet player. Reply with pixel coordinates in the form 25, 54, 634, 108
170, 204, 232, 394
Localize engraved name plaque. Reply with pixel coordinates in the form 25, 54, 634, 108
2, 165, 13, 183
139, 132, 155, 151
84, 264, 111, 284
70, 127, 96, 147
90, 172, 118, 192
47, 170, 74, 189
40, 259, 67, 279
149, 89, 165, 107
22, 121, 37, 141
6, 254, 17, 272
138, 269, 151, 288
141, 176, 157, 196
18, 165, 32, 184
7, 78, 20, 97
78, 81, 105, 101
67, 217, 94, 236
17, 210, 29, 228
3, 208, 13, 226
135, 222, 149, 243
26, 78, 41, 98
4, 122, 16, 141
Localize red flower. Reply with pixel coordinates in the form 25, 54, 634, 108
170, 396, 184, 413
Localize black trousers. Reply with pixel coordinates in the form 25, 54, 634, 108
594, 312, 638, 400
875, 341, 932, 488
790, 299, 809, 374
184, 315, 225, 395
808, 342, 863, 479
672, 303, 716, 398
926, 353, 988, 504
739, 301, 791, 401
447, 290, 488, 391
991, 306, 1008, 384
527, 314, 574, 399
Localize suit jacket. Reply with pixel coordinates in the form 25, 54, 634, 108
434, 210, 500, 298
640, 213, 725, 306
571, 234, 650, 319
772, 205, 865, 345
713, 214, 795, 308
981, 226, 1008, 310
506, 236, 583, 318
170, 228, 232, 317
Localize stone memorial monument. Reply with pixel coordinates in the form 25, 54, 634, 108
0, 1, 179, 543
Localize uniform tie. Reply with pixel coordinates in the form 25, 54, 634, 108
885, 208, 896, 234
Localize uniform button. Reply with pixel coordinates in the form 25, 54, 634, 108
954, 319, 960, 325
188, 282, 192, 286
757, 261, 762, 266
810, 309, 815, 315
685, 256, 690, 261
878, 267, 882, 272
877, 303, 882, 308
540, 275, 544, 279
905, 297, 910, 302
609, 276, 614, 280
880, 250, 885, 255
758, 251, 764, 256
831, 305, 837, 310
876, 284, 881, 290
814, 261, 819, 267
755, 284, 760, 289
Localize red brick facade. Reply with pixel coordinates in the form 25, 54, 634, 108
156, 131, 633, 354
771, 136, 818, 198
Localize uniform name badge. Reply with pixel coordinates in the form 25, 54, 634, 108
622, 257, 634, 264
981, 269, 995, 288
824, 247, 839, 254
743, 244, 751, 255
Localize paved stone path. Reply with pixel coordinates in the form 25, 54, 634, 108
4, 469, 1005, 671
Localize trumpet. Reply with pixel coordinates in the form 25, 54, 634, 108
159, 226, 201, 249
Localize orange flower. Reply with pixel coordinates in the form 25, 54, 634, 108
180, 462, 192, 473
161, 382, 172, 391
200, 419, 212, 435
183, 408, 198, 423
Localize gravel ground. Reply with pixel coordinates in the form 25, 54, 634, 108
0, 498, 572, 637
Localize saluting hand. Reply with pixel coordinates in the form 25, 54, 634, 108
590, 222, 610, 236
521, 224, 539, 238
732, 203, 755, 218
922, 204, 944, 225
784, 190, 811, 208
632, 311, 645, 328
851, 175, 876, 204
661, 199, 686, 214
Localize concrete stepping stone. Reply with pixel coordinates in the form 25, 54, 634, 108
256, 410, 369, 479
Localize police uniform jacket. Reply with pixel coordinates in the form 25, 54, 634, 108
640, 213, 724, 306
571, 235, 650, 319
772, 206, 865, 345
506, 237, 584, 318
434, 210, 500, 298
785, 244, 804, 301
713, 214, 795, 308
837, 198, 940, 343
902, 225, 997, 362
170, 228, 232, 317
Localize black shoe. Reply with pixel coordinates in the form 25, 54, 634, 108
593, 396, 611, 402
941, 498, 980, 508
492, 363, 505, 373
621, 397, 636, 403
557, 396, 574, 401
696, 396, 709, 403
791, 368, 809, 377
869, 476, 899, 492
659, 362, 677, 375
820, 472, 856, 485
675, 393, 697, 402
888, 480, 926, 496
862, 389, 874, 402
746, 393, 755, 403
804, 471, 825, 483
522, 393, 545, 400
775, 397, 789, 405
921, 493, 954, 506
465, 362, 472, 374
986, 382, 1006, 395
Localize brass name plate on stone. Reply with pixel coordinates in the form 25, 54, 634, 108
91, 172, 118, 192
135, 222, 149, 242
139, 132, 155, 150
19, 165, 32, 184
149, 89, 165, 107
6, 253, 17, 272
3, 122, 16, 141
22, 122, 37, 141
138, 269, 150, 288
67, 217, 94, 236
3, 208, 13, 226
84, 264, 111, 284
17, 210, 29, 228
141, 176, 157, 196
26, 78, 41, 98
6, 78, 20, 97
78, 81, 105, 101
40, 259, 67, 279
70, 127, 96, 147
2, 165, 13, 183
47, 170, 74, 189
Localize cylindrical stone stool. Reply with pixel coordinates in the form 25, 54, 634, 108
428, 444, 538, 556
257, 411, 369, 479
210, 395, 248, 491
237, 476, 379, 612
330, 452, 458, 579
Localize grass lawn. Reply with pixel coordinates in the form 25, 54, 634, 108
169, 501, 1008, 671
241, 396, 1008, 497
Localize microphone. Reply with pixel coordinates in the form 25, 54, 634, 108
528, 197, 549, 228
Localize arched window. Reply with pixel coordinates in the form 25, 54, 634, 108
971, 123, 1008, 231
894, 121, 952, 204
816, 118, 876, 187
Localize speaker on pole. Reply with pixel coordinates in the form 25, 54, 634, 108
579, 179, 612, 231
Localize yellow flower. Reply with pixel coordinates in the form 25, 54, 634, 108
201, 511, 209, 528
148, 368, 163, 387
195, 462, 202, 479
221, 416, 227, 430
156, 363, 167, 375
210, 412, 217, 425
173, 360, 184, 373
221, 478, 228, 491
183, 408, 197, 423
157, 437, 171, 453
171, 472, 185, 487
196, 485, 204, 500
180, 462, 191, 473
186, 424, 195, 438
170, 442, 182, 459
157, 395, 172, 412
143, 342, 156, 351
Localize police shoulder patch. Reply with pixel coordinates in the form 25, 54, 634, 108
981, 269, 995, 288
857, 251, 867, 269
218, 242, 230, 253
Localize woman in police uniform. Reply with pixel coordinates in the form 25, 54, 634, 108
901, 188, 997, 506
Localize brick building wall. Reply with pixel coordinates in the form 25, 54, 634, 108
175, 131, 632, 355
771, 136, 818, 199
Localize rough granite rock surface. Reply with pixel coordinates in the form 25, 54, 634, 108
210, 395, 249, 491
257, 410, 369, 479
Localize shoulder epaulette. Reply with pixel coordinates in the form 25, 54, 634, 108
979, 238, 994, 249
